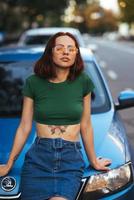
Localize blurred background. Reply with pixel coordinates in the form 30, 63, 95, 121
0, 0, 134, 154
0, 0, 134, 44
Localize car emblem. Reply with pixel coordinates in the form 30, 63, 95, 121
1, 176, 16, 192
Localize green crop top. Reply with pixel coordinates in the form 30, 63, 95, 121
23, 72, 95, 125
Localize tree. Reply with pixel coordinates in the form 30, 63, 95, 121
0, 2, 23, 33
118, 0, 134, 24
0, 0, 69, 34
71, 1, 118, 34
19, 0, 68, 13
84, 3, 118, 34
18, 0, 69, 26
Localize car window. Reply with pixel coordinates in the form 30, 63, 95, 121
84, 61, 111, 113
24, 35, 52, 45
21, 33, 85, 47
0, 61, 33, 117
0, 60, 110, 117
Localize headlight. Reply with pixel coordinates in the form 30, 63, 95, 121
82, 162, 133, 198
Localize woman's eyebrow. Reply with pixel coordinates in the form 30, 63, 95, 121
55, 44, 64, 46
55, 44, 75, 47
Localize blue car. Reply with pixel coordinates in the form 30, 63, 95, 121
0, 46, 134, 200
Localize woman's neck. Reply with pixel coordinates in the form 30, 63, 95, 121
53, 68, 69, 82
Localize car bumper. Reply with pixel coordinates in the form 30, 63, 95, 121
0, 193, 21, 199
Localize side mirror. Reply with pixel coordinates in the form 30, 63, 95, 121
115, 90, 134, 110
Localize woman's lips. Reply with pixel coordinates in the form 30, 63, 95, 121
60, 57, 70, 62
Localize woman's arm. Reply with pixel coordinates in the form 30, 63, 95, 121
80, 93, 111, 171
0, 97, 34, 176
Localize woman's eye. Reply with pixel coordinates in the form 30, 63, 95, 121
69, 48, 74, 52
55, 47, 63, 51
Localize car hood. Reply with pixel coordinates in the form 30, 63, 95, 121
80, 110, 129, 177
0, 118, 36, 196
0, 118, 36, 160
0, 111, 129, 194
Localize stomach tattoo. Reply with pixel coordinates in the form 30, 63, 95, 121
48, 125, 68, 135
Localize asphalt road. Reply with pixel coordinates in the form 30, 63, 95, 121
84, 36, 134, 198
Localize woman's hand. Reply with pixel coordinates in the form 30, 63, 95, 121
92, 157, 112, 171
0, 164, 10, 177
0, 160, 13, 177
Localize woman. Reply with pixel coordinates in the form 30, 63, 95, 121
0, 32, 111, 200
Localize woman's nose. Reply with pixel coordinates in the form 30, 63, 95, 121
62, 47, 69, 54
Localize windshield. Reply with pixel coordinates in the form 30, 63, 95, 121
0, 60, 111, 117
84, 61, 111, 113
24, 35, 52, 45
22, 33, 84, 47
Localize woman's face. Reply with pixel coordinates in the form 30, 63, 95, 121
52, 35, 78, 68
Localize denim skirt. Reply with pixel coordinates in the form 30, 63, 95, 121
20, 137, 85, 200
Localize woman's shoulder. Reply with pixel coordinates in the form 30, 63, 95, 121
79, 71, 95, 88
26, 74, 44, 82
78, 71, 90, 81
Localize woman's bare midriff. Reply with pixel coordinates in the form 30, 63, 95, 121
36, 122, 81, 142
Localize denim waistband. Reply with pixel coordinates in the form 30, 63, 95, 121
34, 136, 81, 149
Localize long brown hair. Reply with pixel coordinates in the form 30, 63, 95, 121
34, 32, 84, 81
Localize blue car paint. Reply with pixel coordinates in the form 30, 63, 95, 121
100, 184, 134, 200
0, 118, 36, 195
82, 111, 124, 168
119, 90, 134, 100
